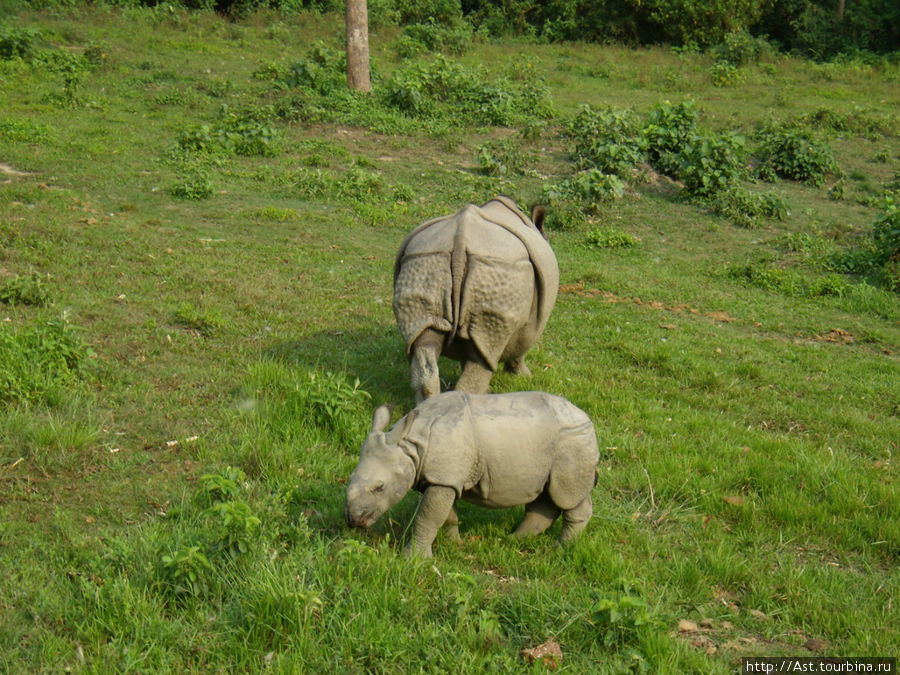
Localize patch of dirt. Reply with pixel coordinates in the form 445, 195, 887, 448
674, 615, 829, 660
559, 282, 738, 323
813, 328, 855, 344
0, 162, 32, 177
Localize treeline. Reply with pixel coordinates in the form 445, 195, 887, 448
19, 0, 900, 58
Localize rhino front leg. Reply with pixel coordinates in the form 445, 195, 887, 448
410, 330, 443, 403
455, 350, 494, 394
512, 491, 560, 538
405, 485, 456, 558
558, 495, 593, 544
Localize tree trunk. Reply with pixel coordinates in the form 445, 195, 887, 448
837, 0, 846, 21
346, 0, 371, 92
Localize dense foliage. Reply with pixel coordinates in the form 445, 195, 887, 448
13, 0, 899, 57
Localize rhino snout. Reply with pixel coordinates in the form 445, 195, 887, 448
344, 483, 385, 528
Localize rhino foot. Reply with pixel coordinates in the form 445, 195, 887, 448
512, 492, 560, 537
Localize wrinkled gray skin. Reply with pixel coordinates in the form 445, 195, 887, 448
344, 390, 599, 558
393, 196, 559, 403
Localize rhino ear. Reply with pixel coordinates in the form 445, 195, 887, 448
531, 204, 548, 239
370, 404, 395, 433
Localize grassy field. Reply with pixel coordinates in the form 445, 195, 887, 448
1, 6, 897, 672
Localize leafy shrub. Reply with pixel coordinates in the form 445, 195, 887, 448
712, 31, 768, 66
567, 105, 644, 177
0, 317, 93, 405
642, 100, 698, 176
278, 42, 345, 95
677, 132, 747, 197
0, 26, 40, 60
542, 169, 625, 217
0, 272, 52, 307
755, 125, 838, 186
178, 111, 281, 157
204, 500, 261, 559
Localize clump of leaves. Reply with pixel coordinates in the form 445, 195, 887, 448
477, 138, 529, 176
0, 25, 41, 60
158, 544, 215, 599
0, 272, 52, 307
755, 124, 838, 186
712, 31, 769, 66
708, 187, 788, 227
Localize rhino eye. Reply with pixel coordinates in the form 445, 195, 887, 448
373, 482, 385, 494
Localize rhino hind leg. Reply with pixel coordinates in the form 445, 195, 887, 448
444, 503, 460, 543
558, 496, 593, 544
512, 491, 561, 538
410, 329, 443, 402
504, 355, 532, 376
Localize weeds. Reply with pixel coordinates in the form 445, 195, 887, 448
0, 272, 52, 307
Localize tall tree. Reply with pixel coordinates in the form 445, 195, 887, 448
346, 0, 371, 92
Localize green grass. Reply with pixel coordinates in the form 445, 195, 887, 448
0, 6, 897, 672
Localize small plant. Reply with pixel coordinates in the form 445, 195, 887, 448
294, 369, 371, 443
589, 581, 664, 650
0, 272, 52, 307
586, 227, 639, 249
0, 26, 40, 60
0, 118, 51, 143
542, 169, 625, 216
159, 544, 215, 598
197, 466, 246, 505
204, 500, 261, 559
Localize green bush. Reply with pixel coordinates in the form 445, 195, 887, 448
712, 30, 769, 66
542, 169, 625, 216
567, 105, 644, 178
677, 132, 747, 197
642, 100, 698, 176
0, 25, 40, 60
709, 61, 746, 87
755, 125, 838, 186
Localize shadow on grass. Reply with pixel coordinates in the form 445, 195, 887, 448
262, 319, 464, 411
262, 320, 413, 407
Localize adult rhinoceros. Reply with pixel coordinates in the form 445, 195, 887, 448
393, 196, 559, 402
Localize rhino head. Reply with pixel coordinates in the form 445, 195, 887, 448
344, 405, 418, 529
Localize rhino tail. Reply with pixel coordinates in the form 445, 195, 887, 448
447, 207, 473, 345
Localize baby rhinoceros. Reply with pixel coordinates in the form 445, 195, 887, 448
344, 390, 599, 558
